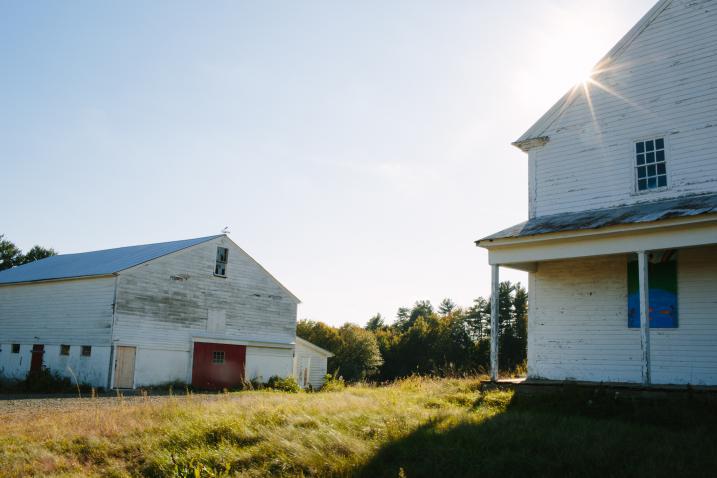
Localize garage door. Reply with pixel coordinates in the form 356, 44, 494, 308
191, 342, 246, 390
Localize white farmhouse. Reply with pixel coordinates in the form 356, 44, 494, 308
0, 234, 331, 390
477, 0, 717, 386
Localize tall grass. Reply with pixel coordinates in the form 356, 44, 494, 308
1, 377, 716, 477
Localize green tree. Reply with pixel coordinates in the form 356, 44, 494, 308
333, 324, 383, 381
438, 298, 456, 316
365, 313, 386, 332
296, 320, 341, 353
19, 245, 57, 264
0, 235, 22, 271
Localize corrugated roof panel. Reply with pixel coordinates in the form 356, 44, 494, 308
477, 193, 717, 242
0, 235, 223, 285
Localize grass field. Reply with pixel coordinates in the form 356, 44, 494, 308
2, 377, 717, 477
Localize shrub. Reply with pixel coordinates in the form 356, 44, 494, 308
22, 368, 93, 394
320, 373, 345, 392
265, 375, 301, 393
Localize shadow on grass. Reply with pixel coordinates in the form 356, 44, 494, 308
355, 387, 717, 478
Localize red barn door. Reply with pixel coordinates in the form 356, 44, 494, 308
191, 342, 246, 390
30, 344, 44, 373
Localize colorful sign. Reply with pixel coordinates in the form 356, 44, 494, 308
627, 250, 678, 328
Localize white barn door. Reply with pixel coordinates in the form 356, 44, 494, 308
297, 357, 311, 388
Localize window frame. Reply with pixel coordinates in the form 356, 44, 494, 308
212, 350, 225, 364
214, 246, 229, 277
632, 135, 671, 195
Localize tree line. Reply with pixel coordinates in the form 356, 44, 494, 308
0, 234, 57, 271
297, 281, 528, 382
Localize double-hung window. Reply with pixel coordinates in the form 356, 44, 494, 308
635, 138, 667, 191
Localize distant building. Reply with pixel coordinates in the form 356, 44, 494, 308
0, 234, 330, 390
477, 0, 717, 385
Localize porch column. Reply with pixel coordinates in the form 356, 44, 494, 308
490, 264, 500, 381
637, 251, 651, 385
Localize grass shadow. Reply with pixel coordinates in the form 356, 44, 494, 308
355, 387, 717, 478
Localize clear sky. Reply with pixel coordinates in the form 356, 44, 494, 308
2, 0, 656, 326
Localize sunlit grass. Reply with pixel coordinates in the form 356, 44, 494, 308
2, 378, 716, 477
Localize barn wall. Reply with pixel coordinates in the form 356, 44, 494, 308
0, 343, 111, 387
112, 236, 298, 386
245, 347, 294, 383
294, 341, 329, 389
528, 245, 717, 385
530, 1, 717, 218
0, 277, 116, 345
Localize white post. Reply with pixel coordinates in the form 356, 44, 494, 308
637, 251, 651, 385
490, 264, 500, 381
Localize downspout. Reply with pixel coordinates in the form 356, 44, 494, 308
107, 273, 119, 389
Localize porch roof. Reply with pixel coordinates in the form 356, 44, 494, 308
477, 192, 717, 244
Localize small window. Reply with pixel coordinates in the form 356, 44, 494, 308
60, 344, 70, 356
11, 344, 20, 354
215, 247, 229, 276
81, 345, 92, 357
635, 138, 667, 191
212, 351, 225, 364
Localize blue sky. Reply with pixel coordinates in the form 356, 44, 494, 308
2, 0, 655, 326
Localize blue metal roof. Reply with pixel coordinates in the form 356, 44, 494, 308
0, 235, 223, 285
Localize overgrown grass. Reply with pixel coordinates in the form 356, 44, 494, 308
1, 378, 716, 477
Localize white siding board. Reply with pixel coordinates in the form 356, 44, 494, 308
529, 246, 717, 385
0, 277, 115, 345
529, 1, 717, 217
294, 340, 330, 389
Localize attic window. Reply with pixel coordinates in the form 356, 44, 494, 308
60, 345, 70, 356
81, 346, 92, 357
635, 138, 667, 191
215, 247, 229, 276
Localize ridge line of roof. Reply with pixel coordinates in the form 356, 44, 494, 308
513, 0, 673, 148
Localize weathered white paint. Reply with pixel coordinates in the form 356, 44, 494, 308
245, 346, 294, 383
523, 1, 717, 218
294, 337, 332, 389
112, 236, 299, 387
528, 246, 717, 385
0, 343, 111, 387
637, 251, 651, 385
0, 277, 116, 345
490, 265, 499, 381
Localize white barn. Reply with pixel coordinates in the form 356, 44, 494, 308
0, 234, 330, 390
477, 0, 717, 386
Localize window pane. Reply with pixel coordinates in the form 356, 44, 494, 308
636, 154, 645, 165
647, 165, 656, 176
637, 167, 646, 178
656, 150, 665, 162
656, 138, 664, 149
657, 163, 666, 175
648, 177, 657, 188
658, 176, 667, 187
636, 142, 645, 153
646, 152, 655, 163
646, 140, 654, 151
638, 179, 647, 190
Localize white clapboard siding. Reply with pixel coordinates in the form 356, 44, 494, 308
528, 245, 717, 385
294, 339, 330, 389
0, 277, 116, 345
245, 346, 294, 383
112, 236, 298, 352
529, 1, 717, 217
